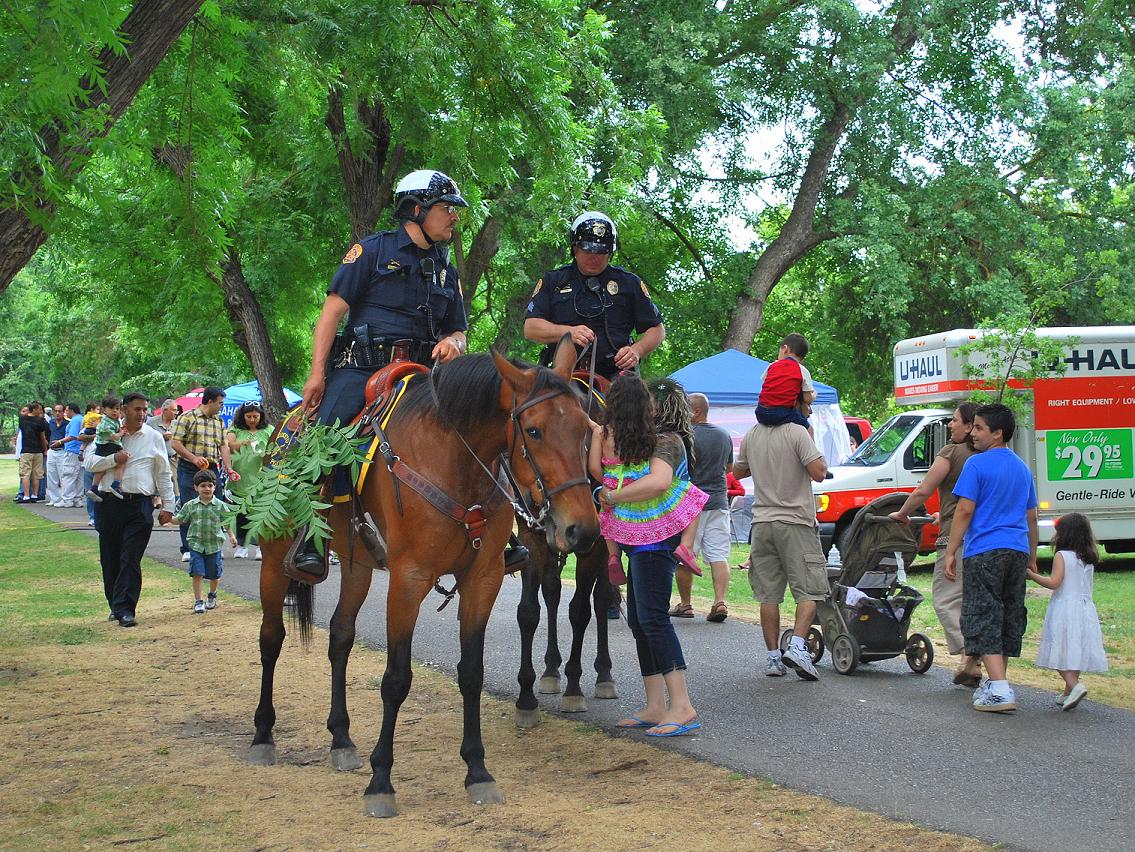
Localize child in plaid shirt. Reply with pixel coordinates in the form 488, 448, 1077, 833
172, 469, 236, 613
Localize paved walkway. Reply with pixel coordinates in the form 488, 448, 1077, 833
31, 502, 1132, 852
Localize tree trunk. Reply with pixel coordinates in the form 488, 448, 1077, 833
459, 213, 504, 316
325, 87, 403, 243
722, 5, 925, 351
216, 245, 289, 423
0, 0, 205, 293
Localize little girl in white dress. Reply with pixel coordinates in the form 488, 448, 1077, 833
1027, 512, 1108, 710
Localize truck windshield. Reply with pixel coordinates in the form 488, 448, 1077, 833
846, 415, 921, 466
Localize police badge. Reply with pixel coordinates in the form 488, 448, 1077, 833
607, 280, 619, 295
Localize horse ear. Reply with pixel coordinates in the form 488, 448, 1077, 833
492, 348, 533, 409
551, 333, 575, 381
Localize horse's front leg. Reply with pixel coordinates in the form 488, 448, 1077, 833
515, 560, 543, 728
326, 558, 374, 771
590, 553, 618, 700
538, 562, 564, 694
248, 540, 292, 765
363, 569, 430, 818
456, 564, 506, 806
562, 572, 593, 712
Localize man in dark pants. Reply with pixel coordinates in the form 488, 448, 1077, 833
295, 169, 471, 575
524, 211, 665, 381
84, 393, 175, 626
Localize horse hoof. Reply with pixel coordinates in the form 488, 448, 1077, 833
364, 794, 398, 818
593, 682, 618, 700
330, 747, 363, 771
467, 781, 504, 806
561, 695, 587, 713
515, 708, 541, 729
246, 743, 277, 766
538, 676, 561, 694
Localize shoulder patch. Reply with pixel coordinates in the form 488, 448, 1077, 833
342, 243, 364, 264
531, 278, 543, 297
640, 280, 650, 298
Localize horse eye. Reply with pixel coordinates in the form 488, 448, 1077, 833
525, 426, 542, 440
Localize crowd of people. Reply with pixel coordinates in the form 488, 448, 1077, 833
11, 166, 1108, 722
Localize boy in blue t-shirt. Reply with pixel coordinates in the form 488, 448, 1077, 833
945, 403, 1038, 713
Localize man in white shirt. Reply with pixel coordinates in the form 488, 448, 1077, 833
84, 392, 176, 627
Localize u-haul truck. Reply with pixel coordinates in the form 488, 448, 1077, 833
814, 326, 1135, 555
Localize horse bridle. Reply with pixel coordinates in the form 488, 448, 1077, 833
428, 363, 590, 531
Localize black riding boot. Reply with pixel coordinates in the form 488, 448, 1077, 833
504, 532, 529, 571
293, 536, 326, 578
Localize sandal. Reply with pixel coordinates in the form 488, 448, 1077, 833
706, 601, 728, 623
668, 602, 694, 618
673, 544, 704, 577
608, 554, 627, 586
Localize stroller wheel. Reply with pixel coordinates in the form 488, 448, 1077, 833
905, 632, 934, 673
806, 627, 825, 664
831, 633, 859, 675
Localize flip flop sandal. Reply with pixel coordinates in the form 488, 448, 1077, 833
668, 603, 695, 618
673, 544, 704, 577
645, 721, 702, 738
706, 601, 728, 623
615, 715, 656, 729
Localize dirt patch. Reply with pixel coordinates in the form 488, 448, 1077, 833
0, 590, 987, 850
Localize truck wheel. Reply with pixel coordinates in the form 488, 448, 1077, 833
831, 633, 859, 675
905, 633, 934, 673
833, 521, 853, 555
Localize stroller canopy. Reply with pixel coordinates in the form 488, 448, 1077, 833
838, 493, 923, 588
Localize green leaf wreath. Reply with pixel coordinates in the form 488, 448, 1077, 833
231, 420, 368, 554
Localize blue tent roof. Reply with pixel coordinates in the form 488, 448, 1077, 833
220, 380, 302, 426
669, 349, 839, 406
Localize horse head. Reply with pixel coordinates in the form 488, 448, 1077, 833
493, 337, 599, 554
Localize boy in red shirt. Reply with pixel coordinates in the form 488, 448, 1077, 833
756, 333, 815, 430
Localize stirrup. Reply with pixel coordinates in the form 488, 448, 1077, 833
283, 526, 330, 584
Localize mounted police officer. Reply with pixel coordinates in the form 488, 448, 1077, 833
294, 169, 470, 576
524, 212, 665, 380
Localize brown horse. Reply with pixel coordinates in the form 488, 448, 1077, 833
248, 345, 599, 817
514, 375, 617, 727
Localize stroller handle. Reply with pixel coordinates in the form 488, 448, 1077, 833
865, 514, 934, 525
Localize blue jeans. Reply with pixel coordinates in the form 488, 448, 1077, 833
84, 469, 96, 523
626, 541, 686, 677
188, 549, 223, 580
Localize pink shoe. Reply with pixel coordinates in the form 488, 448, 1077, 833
674, 544, 703, 577
608, 554, 627, 586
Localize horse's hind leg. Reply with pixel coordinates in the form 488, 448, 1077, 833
562, 575, 593, 712
363, 571, 430, 818
456, 571, 505, 807
326, 561, 373, 771
249, 545, 291, 765
538, 563, 564, 694
515, 562, 542, 728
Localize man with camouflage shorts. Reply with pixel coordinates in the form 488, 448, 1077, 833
734, 419, 828, 680
945, 403, 1038, 713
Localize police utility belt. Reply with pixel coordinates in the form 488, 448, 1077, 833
331, 326, 434, 369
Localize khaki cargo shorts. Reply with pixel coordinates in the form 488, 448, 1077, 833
748, 521, 828, 604
19, 452, 44, 479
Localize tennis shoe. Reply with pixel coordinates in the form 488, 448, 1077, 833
782, 644, 819, 681
765, 654, 787, 677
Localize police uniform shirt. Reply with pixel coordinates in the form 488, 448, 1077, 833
525, 262, 662, 377
329, 227, 468, 342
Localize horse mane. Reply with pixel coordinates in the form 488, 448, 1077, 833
394, 353, 571, 431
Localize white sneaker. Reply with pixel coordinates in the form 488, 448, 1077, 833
87, 519, 95, 527
974, 687, 1017, 712
1062, 682, 1088, 711
254, 547, 262, 560
193, 599, 205, 614
181, 552, 191, 563
782, 644, 819, 681
233, 546, 249, 559
765, 654, 787, 677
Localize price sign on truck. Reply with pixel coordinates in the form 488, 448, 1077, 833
1047, 429, 1134, 481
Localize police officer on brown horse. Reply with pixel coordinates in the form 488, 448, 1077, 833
295, 169, 470, 576
524, 212, 665, 380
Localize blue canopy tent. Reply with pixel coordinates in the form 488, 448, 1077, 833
221, 380, 302, 427
669, 349, 838, 406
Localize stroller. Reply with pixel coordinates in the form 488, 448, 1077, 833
779, 493, 934, 675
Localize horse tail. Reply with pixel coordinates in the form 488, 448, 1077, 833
288, 581, 316, 647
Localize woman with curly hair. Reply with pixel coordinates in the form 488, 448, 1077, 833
224, 402, 272, 559
588, 374, 706, 737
